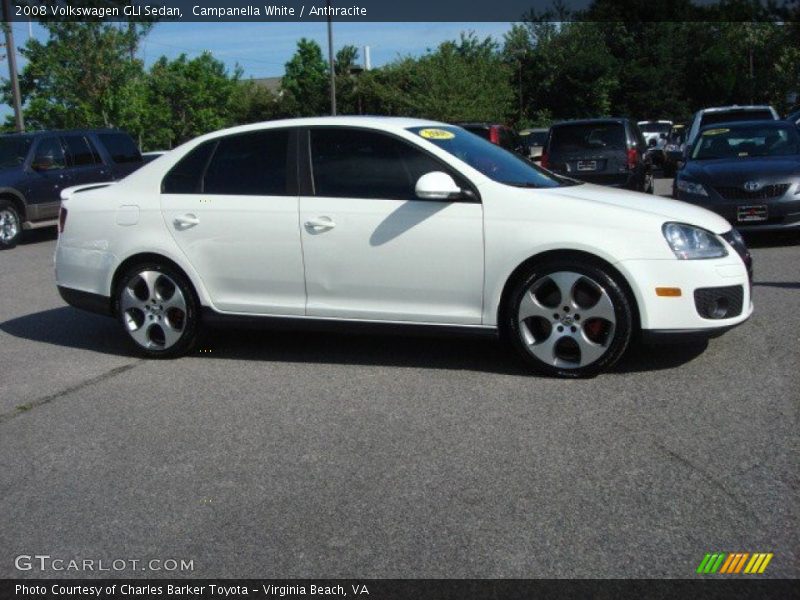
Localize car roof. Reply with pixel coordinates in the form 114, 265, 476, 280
190, 116, 449, 143
551, 118, 629, 127
697, 105, 775, 114
1, 128, 126, 139
697, 119, 793, 131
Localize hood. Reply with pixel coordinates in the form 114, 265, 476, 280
547, 183, 732, 233
682, 155, 800, 185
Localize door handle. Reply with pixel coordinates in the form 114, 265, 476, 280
173, 214, 200, 229
304, 216, 336, 232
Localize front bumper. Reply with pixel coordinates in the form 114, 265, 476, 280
617, 255, 753, 333
675, 188, 800, 232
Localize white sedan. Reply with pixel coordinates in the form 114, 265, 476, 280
55, 117, 753, 377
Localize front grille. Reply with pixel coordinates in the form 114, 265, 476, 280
694, 285, 744, 320
714, 183, 790, 200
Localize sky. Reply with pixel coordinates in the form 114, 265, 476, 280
2, 21, 514, 117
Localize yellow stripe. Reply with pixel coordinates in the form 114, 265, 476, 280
757, 553, 773, 574
720, 553, 736, 574
744, 554, 761, 574
734, 553, 749, 573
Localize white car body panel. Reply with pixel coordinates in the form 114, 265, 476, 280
300, 195, 484, 324
55, 115, 752, 340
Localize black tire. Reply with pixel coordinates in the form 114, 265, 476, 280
502, 257, 634, 378
0, 199, 22, 250
115, 261, 201, 358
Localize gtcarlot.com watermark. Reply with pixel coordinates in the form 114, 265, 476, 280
14, 554, 194, 573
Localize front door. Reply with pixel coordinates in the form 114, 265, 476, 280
299, 127, 484, 324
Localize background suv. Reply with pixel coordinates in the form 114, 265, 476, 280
0, 129, 143, 249
541, 118, 653, 193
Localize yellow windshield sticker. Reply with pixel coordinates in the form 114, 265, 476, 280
419, 128, 455, 140
703, 128, 730, 136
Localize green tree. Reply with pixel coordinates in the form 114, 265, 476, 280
281, 38, 329, 116
3, 22, 151, 135
144, 52, 242, 149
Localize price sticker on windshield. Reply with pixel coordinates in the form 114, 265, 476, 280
419, 128, 456, 140
702, 128, 730, 136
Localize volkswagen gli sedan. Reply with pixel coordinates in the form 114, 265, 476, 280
55, 117, 753, 377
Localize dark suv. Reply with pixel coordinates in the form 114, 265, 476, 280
0, 129, 144, 249
541, 118, 654, 193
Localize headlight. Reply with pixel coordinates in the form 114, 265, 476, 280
676, 179, 708, 196
662, 222, 728, 259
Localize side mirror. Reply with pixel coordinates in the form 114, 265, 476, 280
648, 138, 657, 148
415, 171, 462, 200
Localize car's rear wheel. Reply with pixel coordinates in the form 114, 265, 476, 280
0, 200, 22, 250
504, 259, 634, 378
116, 262, 200, 358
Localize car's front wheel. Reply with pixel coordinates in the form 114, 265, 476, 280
504, 259, 634, 377
116, 262, 200, 358
0, 200, 22, 250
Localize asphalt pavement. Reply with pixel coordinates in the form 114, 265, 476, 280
1, 184, 797, 579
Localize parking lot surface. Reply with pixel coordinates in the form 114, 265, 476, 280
1, 200, 798, 578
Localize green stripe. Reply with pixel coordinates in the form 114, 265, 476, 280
697, 553, 712, 573
710, 553, 726, 573
704, 553, 719, 573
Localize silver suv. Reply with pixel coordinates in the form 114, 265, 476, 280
686, 105, 779, 149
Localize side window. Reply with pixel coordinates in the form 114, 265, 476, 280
203, 129, 290, 196
310, 128, 447, 200
97, 133, 142, 164
32, 137, 66, 170
161, 141, 216, 194
63, 135, 100, 167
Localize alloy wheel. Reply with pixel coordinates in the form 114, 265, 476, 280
0, 208, 20, 244
120, 270, 187, 351
516, 271, 617, 369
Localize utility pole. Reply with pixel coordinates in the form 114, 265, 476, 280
326, 0, 336, 116
2, 0, 24, 132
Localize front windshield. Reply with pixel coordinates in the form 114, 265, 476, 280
639, 123, 671, 134
691, 125, 799, 160
407, 126, 569, 188
0, 137, 33, 169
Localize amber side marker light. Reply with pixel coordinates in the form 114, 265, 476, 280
656, 287, 682, 297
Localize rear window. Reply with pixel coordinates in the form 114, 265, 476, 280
700, 110, 775, 128
97, 133, 142, 164
549, 123, 627, 152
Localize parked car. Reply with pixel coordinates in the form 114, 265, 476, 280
674, 120, 800, 232
0, 129, 144, 249
663, 123, 687, 177
519, 127, 549, 161
638, 120, 673, 167
541, 118, 654, 193
455, 122, 526, 156
686, 105, 779, 149
55, 117, 752, 377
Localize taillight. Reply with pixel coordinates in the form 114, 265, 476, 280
540, 152, 549, 169
58, 206, 67, 233
489, 127, 500, 145
627, 148, 638, 170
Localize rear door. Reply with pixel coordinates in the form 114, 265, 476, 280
299, 126, 484, 324
160, 128, 306, 315
62, 134, 112, 186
